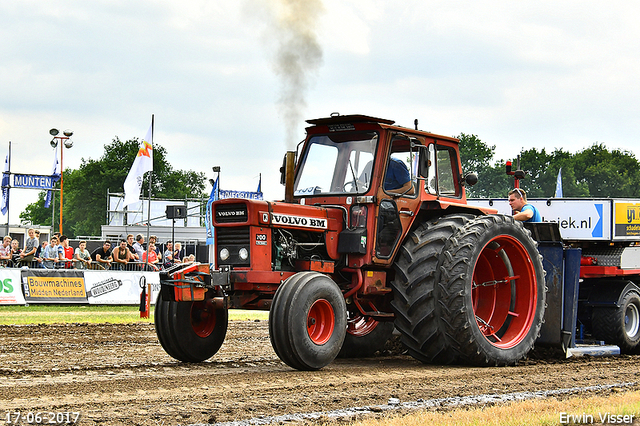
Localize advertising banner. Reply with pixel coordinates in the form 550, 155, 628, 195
21, 270, 87, 303
218, 189, 263, 200
12, 174, 58, 189
84, 270, 160, 305
468, 198, 611, 241
0, 269, 24, 305
613, 200, 640, 239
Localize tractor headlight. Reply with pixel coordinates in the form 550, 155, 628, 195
238, 247, 249, 261
220, 248, 230, 261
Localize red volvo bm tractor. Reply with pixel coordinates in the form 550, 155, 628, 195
155, 114, 549, 370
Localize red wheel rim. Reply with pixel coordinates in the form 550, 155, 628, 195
472, 235, 537, 349
346, 312, 378, 337
190, 300, 217, 338
307, 299, 335, 345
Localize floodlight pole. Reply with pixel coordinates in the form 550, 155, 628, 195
49, 129, 73, 235
59, 141, 64, 234
51, 187, 55, 232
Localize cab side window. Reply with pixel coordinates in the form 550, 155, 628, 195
436, 148, 457, 196
384, 139, 417, 196
422, 144, 460, 197
425, 144, 437, 194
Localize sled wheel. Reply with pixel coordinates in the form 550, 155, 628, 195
338, 311, 395, 358
592, 288, 640, 354
440, 215, 546, 366
269, 272, 347, 370
155, 296, 228, 362
390, 214, 475, 364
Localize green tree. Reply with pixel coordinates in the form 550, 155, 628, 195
572, 143, 640, 197
20, 137, 206, 237
513, 144, 639, 198
515, 148, 554, 198
545, 149, 589, 197
20, 191, 57, 227
475, 160, 514, 198
457, 133, 511, 198
514, 148, 584, 198
458, 133, 495, 174
458, 134, 640, 200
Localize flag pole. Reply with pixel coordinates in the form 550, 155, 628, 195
51, 186, 55, 231
145, 114, 153, 269
5, 141, 11, 237
141, 114, 154, 319
7, 141, 10, 235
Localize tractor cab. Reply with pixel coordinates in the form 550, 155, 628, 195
287, 114, 475, 265
291, 114, 471, 202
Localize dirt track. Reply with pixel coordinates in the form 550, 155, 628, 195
0, 321, 639, 426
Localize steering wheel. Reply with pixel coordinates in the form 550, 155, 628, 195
343, 179, 367, 193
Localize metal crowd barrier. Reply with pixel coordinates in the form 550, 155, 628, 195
0, 260, 190, 271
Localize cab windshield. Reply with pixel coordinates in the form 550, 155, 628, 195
294, 131, 378, 196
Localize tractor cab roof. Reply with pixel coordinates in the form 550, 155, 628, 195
306, 114, 395, 126
305, 114, 459, 144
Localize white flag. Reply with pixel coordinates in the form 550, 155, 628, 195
123, 123, 153, 207
554, 167, 563, 198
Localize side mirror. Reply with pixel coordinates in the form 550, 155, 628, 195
463, 173, 478, 187
419, 151, 431, 177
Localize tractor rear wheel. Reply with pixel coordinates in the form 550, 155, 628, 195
592, 287, 640, 353
155, 296, 228, 362
440, 215, 546, 366
390, 214, 475, 364
338, 311, 394, 358
269, 272, 347, 370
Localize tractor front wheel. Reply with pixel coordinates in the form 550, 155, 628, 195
155, 296, 228, 362
269, 272, 347, 370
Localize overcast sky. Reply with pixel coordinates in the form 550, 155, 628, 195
1, 0, 639, 225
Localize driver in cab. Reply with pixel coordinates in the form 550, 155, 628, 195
385, 157, 415, 195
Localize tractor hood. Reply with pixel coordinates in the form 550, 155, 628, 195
212, 198, 345, 233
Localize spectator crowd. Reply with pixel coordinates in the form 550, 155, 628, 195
0, 229, 196, 270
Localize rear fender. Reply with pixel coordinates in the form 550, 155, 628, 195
582, 280, 640, 308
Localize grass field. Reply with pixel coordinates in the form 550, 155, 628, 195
0, 304, 269, 325
347, 390, 640, 426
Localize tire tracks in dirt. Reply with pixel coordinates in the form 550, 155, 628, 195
1, 322, 639, 425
